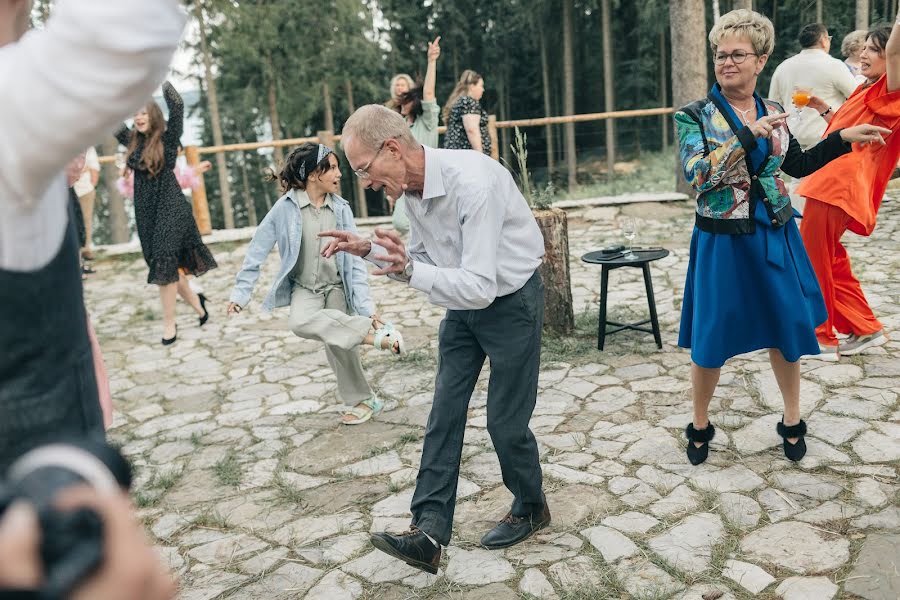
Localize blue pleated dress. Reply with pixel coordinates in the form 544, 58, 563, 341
678, 88, 828, 369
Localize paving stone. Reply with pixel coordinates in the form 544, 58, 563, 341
739, 521, 850, 573
852, 477, 890, 507
457, 583, 519, 600
844, 534, 900, 600
635, 465, 684, 492
853, 430, 900, 463
296, 532, 369, 565
612, 557, 685, 597
270, 513, 365, 546
236, 563, 322, 598
342, 550, 421, 583
648, 513, 725, 574
722, 559, 774, 594
794, 500, 865, 524
649, 484, 700, 518
806, 413, 868, 445
600, 511, 660, 535
730, 413, 782, 454
548, 555, 605, 590
580, 525, 638, 562
186, 533, 269, 566
771, 472, 843, 500
690, 464, 765, 493
851, 505, 900, 530
671, 584, 737, 600
518, 568, 559, 599
305, 571, 364, 600
775, 576, 838, 600
444, 547, 515, 585
719, 492, 762, 529
238, 547, 289, 575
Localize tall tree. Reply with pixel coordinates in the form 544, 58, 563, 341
670, 0, 709, 195
601, 0, 615, 180
193, 0, 235, 230
538, 24, 555, 176
857, 0, 870, 28
562, 0, 578, 191
101, 138, 130, 243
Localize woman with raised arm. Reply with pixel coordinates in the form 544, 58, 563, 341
392, 36, 442, 233
799, 21, 900, 359
674, 9, 889, 466
115, 82, 217, 345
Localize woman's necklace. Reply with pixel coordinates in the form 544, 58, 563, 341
727, 101, 755, 125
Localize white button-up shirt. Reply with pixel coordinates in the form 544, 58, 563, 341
374, 146, 544, 311
0, 0, 185, 271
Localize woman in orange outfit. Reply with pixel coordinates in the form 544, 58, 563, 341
799, 20, 900, 358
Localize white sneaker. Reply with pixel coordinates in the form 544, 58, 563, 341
804, 343, 839, 361
839, 330, 888, 356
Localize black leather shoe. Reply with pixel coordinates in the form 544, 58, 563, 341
480, 502, 551, 549
777, 418, 807, 462
370, 526, 440, 575
685, 422, 715, 465
198, 293, 209, 327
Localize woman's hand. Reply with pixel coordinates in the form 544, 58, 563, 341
806, 94, 830, 115
840, 124, 892, 145
427, 36, 441, 63
749, 113, 789, 139
226, 302, 242, 315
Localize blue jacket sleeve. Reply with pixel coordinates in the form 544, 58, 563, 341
229, 203, 279, 308
344, 207, 375, 317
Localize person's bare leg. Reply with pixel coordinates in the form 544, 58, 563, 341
159, 283, 178, 339
769, 349, 801, 444
175, 272, 203, 314
691, 362, 720, 447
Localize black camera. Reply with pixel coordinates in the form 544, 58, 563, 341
0, 439, 131, 600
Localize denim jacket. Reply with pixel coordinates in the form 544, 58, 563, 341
675, 87, 851, 234
229, 190, 375, 316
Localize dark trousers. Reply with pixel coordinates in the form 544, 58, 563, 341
410, 271, 545, 545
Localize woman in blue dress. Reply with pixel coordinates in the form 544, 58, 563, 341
674, 9, 889, 465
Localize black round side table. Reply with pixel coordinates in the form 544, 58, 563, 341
581, 248, 670, 350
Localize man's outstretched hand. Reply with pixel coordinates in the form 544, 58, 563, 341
370, 228, 408, 277
318, 230, 372, 258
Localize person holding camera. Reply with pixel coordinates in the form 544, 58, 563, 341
0, 489, 176, 600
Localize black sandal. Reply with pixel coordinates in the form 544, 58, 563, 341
776, 418, 807, 462
685, 422, 716, 465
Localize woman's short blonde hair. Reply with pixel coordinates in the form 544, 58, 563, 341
841, 30, 868, 58
708, 9, 775, 56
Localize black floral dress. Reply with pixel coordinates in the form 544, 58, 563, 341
115, 82, 217, 285
443, 95, 491, 155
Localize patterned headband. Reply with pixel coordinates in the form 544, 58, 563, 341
297, 144, 334, 181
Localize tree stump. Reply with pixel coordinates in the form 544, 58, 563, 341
533, 207, 574, 334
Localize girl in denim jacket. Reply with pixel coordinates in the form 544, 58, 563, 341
227, 143, 404, 425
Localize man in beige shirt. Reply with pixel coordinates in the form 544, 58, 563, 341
768, 23, 858, 213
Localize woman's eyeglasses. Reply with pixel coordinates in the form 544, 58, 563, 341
714, 50, 758, 65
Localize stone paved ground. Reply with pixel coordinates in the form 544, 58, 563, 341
86, 197, 900, 600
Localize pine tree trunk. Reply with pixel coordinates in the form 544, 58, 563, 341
498, 71, 512, 167
102, 137, 129, 244
323, 81, 334, 131
345, 79, 368, 218
857, 0, 870, 29
195, 1, 234, 230
266, 55, 284, 165
816, 0, 822, 21
240, 153, 257, 227
533, 208, 574, 334
712, 0, 721, 20
670, 0, 709, 196
538, 27, 555, 176
601, 0, 615, 182
732, 0, 752, 10
562, 0, 578, 192
659, 29, 669, 152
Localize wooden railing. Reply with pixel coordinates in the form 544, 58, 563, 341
100, 106, 675, 234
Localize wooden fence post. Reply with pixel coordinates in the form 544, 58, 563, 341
185, 146, 212, 235
488, 115, 500, 161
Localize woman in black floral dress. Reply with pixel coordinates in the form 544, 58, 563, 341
115, 81, 217, 345
442, 70, 491, 154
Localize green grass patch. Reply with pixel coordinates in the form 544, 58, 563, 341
212, 451, 242, 486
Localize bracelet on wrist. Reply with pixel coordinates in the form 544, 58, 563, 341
820, 107, 832, 117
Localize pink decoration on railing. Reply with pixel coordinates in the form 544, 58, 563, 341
116, 171, 134, 198
115, 164, 200, 200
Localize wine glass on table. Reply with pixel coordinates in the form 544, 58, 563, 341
621, 217, 637, 260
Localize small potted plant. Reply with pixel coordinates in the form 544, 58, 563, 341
511, 127, 574, 334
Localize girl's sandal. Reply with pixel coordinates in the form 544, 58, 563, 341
342, 396, 384, 425
372, 321, 405, 356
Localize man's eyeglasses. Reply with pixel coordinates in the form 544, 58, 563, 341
714, 50, 758, 65
353, 140, 388, 180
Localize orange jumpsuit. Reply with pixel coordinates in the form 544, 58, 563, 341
798, 75, 900, 345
